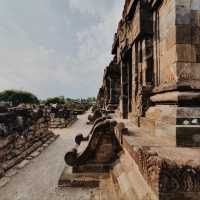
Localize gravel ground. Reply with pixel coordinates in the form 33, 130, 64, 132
0, 111, 96, 200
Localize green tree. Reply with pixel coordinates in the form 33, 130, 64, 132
0, 90, 39, 106
45, 96, 65, 105
87, 97, 96, 103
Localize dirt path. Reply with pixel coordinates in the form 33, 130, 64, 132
0, 111, 96, 200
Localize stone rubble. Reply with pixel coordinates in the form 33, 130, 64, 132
0, 105, 58, 180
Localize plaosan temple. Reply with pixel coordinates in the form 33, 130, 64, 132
63, 1, 200, 199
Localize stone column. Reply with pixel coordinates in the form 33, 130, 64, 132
145, 0, 200, 147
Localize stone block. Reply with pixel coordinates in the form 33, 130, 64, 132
176, 63, 200, 86
165, 26, 176, 50
176, 25, 192, 44
191, 11, 200, 27
192, 26, 200, 44
0, 167, 5, 178
96, 144, 113, 163
5, 169, 18, 177
58, 166, 109, 188
177, 107, 200, 118
176, 0, 191, 9
191, 0, 200, 10
16, 159, 30, 169
160, 193, 200, 200
195, 44, 200, 62
176, 126, 200, 147
155, 121, 176, 139
160, 45, 177, 67
176, 44, 196, 62
176, 6, 191, 25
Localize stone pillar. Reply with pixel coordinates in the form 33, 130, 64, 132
145, 0, 200, 147
109, 78, 115, 104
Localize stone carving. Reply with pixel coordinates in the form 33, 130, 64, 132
121, 143, 200, 195
87, 109, 102, 124
160, 160, 200, 193
64, 119, 120, 172
75, 116, 112, 145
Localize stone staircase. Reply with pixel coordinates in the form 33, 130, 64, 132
58, 164, 119, 200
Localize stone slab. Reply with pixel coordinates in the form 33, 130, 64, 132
0, 177, 10, 188
176, 126, 200, 147
30, 151, 40, 158
16, 160, 30, 169
58, 166, 109, 188
73, 163, 112, 173
37, 147, 45, 152
43, 143, 49, 148
5, 169, 18, 177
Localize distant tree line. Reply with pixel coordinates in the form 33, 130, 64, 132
45, 96, 65, 105
0, 89, 96, 107
44, 96, 96, 105
0, 90, 39, 106
86, 97, 96, 103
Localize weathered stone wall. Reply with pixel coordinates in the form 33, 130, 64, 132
112, 120, 200, 200
109, 0, 200, 146
0, 107, 57, 178
154, 0, 200, 91
96, 58, 121, 111
93, 1, 200, 199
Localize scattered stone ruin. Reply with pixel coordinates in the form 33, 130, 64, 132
48, 105, 77, 128
87, 108, 102, 124
62, 1, 200, 199
0, 105, 57, 178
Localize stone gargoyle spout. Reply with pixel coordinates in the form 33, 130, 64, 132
75, 116, 112, 145
64, 119, 120, 170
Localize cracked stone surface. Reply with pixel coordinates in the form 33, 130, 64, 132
0, 111, 97, 200
16, 160, 30, 170
5, 169, 18, 177
0, 177, 10, 189
30, 151, 41, 158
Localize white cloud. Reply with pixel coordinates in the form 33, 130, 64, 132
68, 0, 113, 15
0, 0, 124, 99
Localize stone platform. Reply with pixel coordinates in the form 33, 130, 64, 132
58, 165, 121, 200
58, 166, 109, 188
112, 115, 200, 200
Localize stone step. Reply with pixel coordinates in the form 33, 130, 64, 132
58, 165, 109, 188
111, 151, 158, 200
111, 157, 138, 200
73, 163, 112, 173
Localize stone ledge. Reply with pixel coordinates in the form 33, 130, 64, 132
113, 117, 200, 198
58, 166, 109, 188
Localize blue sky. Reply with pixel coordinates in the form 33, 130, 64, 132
0, 0, 123, 99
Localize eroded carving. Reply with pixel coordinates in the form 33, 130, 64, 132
65, 119, 121, 172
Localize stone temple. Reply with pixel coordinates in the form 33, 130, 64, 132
62, 0, 200, 200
